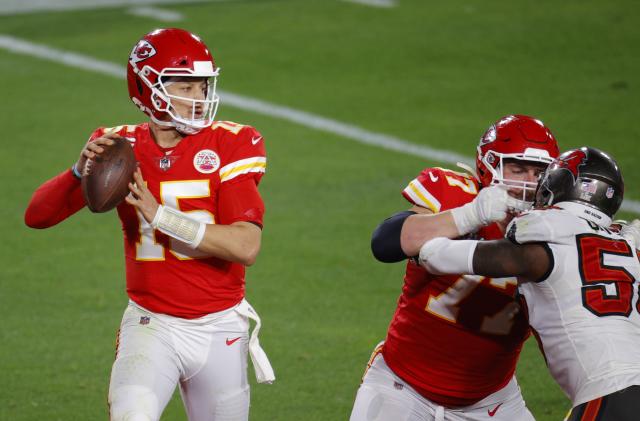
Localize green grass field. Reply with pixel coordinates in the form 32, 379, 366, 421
1, 0, 638, 419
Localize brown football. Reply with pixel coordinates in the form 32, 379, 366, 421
81, 137, 137, 213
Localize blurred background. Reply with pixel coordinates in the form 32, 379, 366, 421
1, 0, 638, 419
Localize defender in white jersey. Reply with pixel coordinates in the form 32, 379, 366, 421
417, 147, 640, 420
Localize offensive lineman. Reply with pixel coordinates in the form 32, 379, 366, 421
350, 115, 560, 420
419, 147, 640, 419
24, 28, 274, 421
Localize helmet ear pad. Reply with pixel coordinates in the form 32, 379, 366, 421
150, 91, 170, 113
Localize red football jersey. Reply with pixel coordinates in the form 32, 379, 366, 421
92, 121, 266, 318
383, 167, 530, 407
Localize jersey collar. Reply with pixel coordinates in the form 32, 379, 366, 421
555, 201, 612, 227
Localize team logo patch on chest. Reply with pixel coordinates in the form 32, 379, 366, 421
193, 149, 220, 174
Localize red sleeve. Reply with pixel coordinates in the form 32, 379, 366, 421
401, 167, 479, 212
24, 128, 104, 229
24, 169, 86, 229
217, 178, 265, 228
24, 126, 134, 229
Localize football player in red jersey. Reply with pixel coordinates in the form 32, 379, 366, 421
24, 28, 273, 421
350, 115, 560, 421
418, 147, 640, 420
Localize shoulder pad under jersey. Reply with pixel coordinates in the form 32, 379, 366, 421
402, 167, 479, 213
213, 122, 266, 185
506, 208, 584, 245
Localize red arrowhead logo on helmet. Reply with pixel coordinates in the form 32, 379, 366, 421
555, 149, 587, 182
130, 40, 157, 64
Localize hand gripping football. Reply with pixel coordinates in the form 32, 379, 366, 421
81, 137, 137, 213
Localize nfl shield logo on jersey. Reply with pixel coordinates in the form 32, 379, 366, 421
159, 156, 171, 171
193, 149, 220, 174
139, 316, 150, 325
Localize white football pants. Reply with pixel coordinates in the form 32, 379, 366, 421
350, 352, 535, 421
108, 299, 273, 421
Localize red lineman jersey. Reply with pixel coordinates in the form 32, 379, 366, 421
382, 167, 530, 407
25, 121, 266, 319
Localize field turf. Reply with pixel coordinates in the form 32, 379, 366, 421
1, 1, 638, 419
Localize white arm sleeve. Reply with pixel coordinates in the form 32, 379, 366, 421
418, 237, 478, 275
151, 205, 206, 249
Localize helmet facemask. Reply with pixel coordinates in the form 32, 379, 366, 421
481, 147, 555, 212
139, 61, 220, 135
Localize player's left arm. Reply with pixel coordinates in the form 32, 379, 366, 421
418, 237, 552, 283
196, 221, 261, 266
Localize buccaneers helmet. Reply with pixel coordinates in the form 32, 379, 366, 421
127, 28, 220, 134
476, 115, 560, 209
535, 147, 624, 222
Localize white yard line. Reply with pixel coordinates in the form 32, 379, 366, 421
1, 34, 638, 214
127, 6, 184, 22
0, 0, 209, 15
340, 0, 397, 8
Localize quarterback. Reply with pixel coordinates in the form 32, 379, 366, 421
419, 147, 640, 420
350, 115, 560, 420
24, 28, 273, 421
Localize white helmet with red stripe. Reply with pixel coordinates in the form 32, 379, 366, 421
127, 28, 220, 135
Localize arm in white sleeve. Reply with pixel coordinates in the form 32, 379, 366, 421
418, 237, 478, 275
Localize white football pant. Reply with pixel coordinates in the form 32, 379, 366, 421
350, 352, 535, 421
109, 300, 262, 421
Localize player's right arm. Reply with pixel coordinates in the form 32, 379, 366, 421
418, 211, 555, 282
418, 237, 552, 283
371, 167, 511, 261
24, 133, 116, 229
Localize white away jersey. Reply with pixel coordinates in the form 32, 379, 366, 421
507, 205, 640, 405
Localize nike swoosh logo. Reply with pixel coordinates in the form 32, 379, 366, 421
251, 136, 262, 145
429, 172, 439, 182
488, 403, 503, 417
226, 337, 242, 346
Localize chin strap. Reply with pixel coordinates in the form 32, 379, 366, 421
148, 113, 204, 135
506, 196, 533, 213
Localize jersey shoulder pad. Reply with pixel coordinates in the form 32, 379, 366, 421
506, 208, 579, 245
89, 124, 143, 141
402, 167, 479, 213
213, 122, 266, 184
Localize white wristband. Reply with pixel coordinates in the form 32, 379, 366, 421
418, 237, 477, 275
150, 205, 206, 249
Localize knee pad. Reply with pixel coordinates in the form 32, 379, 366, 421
212, 387, 250, 421
109, 385, 158, 421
